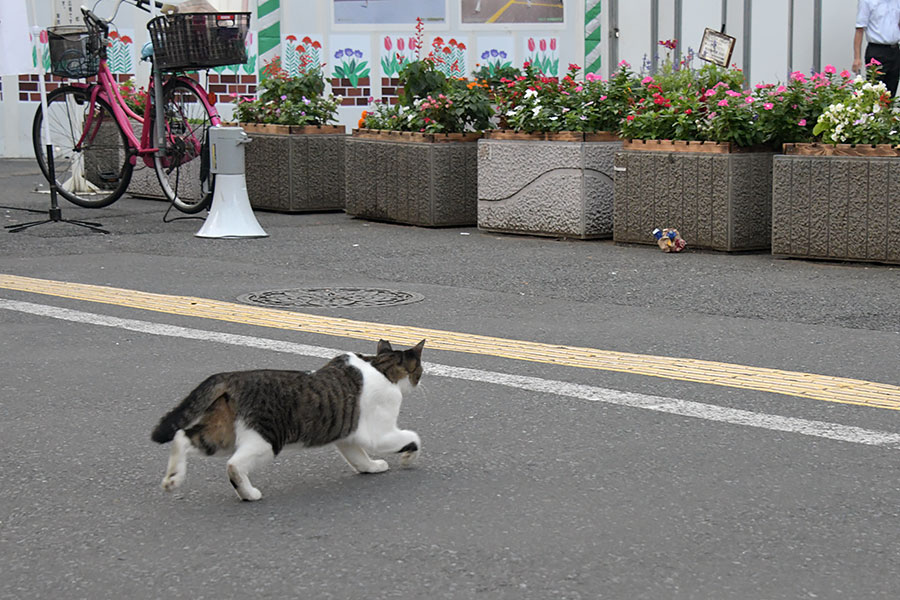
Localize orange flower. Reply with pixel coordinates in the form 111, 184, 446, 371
358, 110, 368, 128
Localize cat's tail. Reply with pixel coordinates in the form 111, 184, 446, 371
151, 375, 227, 444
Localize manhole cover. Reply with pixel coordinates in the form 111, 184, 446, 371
238, 287, 425, 309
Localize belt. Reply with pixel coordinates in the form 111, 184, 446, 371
869, 42, 900, 48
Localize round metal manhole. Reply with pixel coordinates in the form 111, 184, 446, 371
237, 287, 425, 309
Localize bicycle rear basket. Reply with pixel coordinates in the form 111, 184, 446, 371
147, 12, 250, 72
47, 25, 101, 78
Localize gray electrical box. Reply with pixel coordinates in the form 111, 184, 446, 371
209, 126, 251, 175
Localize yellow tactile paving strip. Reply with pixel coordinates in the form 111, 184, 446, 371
2, 273, 899, 410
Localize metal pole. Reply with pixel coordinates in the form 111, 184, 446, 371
812, 0, 822, 73
787, 0, 794, 76
674, 0, 683, 67
742, 0, 751, 85
650, 0, 659, 74
608, 0, 619, 78
721, 0, 727, 33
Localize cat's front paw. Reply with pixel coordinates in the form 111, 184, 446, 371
361, 459, 389, 474
161, 471, 184, 492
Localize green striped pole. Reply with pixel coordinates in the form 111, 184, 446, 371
584, 0, 602, 75
257, 0, 281, 76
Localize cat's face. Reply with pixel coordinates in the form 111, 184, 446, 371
375, 339, 425, 388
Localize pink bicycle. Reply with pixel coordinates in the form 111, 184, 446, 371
33, 0, 250, 214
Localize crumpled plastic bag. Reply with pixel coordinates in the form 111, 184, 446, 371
652, 228, 687, 253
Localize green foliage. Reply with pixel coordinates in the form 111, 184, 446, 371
235, 61, 339, 126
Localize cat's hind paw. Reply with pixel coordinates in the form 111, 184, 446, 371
360, 459, 389, 474
398, 440, 419, 467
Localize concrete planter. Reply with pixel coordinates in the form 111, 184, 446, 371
477, 131, 620, 239
128, 157, 204, 202
614, 140, 775, 251
344, 129, 481, 227
772, 144, 900, 264
241, 124, 346, 213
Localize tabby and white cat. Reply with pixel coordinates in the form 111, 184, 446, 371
151, 339, 425, 501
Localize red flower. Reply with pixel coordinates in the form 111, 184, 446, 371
384, 36, 392, 51
109, 31, 119, 39
626, 115, 635, 121
442, 47, 451, 54
434, 36, 444, 45
448, 38, 457, 47
527, 38, 535, 52
539, 39, 547, 52
397, 37, 405, 51
39, 29, 48, 44
303, 36, 312, 44
121, 35, 133, 44
312, 41, 322, 49
286, 35, 297, 42
457, 42, 466, 50
550, 38, 557, 51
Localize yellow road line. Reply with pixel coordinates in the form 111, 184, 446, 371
487, 0, 516, 23
2, 273, 899, 410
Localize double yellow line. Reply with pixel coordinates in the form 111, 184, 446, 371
2, 273, 899, 411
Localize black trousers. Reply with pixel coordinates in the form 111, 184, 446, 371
865, 42, 900, 97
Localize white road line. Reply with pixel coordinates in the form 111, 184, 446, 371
4, 298, 900, 449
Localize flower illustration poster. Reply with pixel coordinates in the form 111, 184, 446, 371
329, 35, 371, 88
283, 34, 324, 77
523, 36, 559, 77
380, 35, 417, 78
107, 29, 135, 74
475, 37, 515, 77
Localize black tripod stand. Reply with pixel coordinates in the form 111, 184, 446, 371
5, 144, 109, 234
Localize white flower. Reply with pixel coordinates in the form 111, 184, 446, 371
524, 89, 538, 99
531, 106, 541, 116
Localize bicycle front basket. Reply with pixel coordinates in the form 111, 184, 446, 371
47, 25, 101, 78
147, 12, 250, 72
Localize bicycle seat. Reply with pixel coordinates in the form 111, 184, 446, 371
141, 41, 154, 61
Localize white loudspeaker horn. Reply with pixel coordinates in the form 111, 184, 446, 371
196, 126, 268, 239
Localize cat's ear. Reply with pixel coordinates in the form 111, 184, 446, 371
376, 339, 393, 354
410, 339, 425, 359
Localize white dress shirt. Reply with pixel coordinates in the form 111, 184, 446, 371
857, 0, 900, 44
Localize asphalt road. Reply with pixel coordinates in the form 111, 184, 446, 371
2, 157, 900, 599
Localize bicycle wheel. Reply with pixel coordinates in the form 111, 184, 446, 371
33, 85, 133, 208
152, 79, 215, 214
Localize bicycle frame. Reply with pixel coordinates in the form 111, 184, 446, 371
71, 45, 222, 170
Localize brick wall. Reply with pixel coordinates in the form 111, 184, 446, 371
380, 77, 402, 105
331, 77, 370, 106
17, 73, 134, 101
207, 74, 257, 103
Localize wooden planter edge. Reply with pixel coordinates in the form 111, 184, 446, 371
352, 128, 483, 143
782, 142, 900, 157
239, 123, 346, 135
623, 139, 775, 154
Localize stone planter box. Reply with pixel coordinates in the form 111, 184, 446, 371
614, 139, 775, 251
128, 158, 204, 202
344, 129, 481, 227
477, 131, 621, 239
772, 143, 900, 264
241, 123, 346, 213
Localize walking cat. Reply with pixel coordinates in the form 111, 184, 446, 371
151, 339, 425, 501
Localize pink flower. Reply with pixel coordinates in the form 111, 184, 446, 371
823, 64, 836, 74
745, 96, 755, 103
789, 71, 806, 82
725, 90, 741, 97
618, 60, 631, 68
717, 99, 729, 107
840, 69, 851, 78
776, 85, 786, 94
626, 115, 635, 121
798, 119, 807, 126
763, 102, 774, 110
642, 76, 654, 84
528, 38, 536, 52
